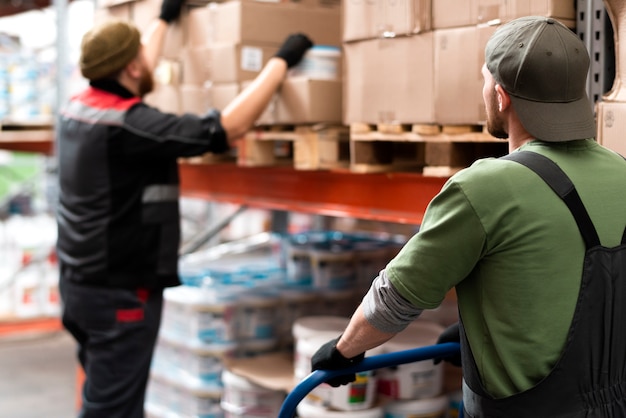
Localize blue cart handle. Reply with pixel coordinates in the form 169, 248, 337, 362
278, 342, 461, 418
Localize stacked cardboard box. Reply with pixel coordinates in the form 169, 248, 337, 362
95, 0, 343, 124
93, 0, 579, 137
342, 0, 576, 127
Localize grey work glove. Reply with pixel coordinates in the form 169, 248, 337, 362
311, 336, 365, 387
159, 0, 185, 23
433, 322, 462, 367
274, 33, 314, 68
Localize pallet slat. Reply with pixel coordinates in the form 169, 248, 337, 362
239, 125, 349, 170
348, 123, 507, 176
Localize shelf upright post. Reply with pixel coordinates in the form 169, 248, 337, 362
577, 0, 616, 105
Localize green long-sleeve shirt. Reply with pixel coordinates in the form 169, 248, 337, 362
385, 139, 626, 398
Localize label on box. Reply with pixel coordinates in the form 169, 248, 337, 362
240, 47, 264, 72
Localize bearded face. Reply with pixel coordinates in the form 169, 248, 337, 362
481, 65, 508, 140
138, 64, 154, 98
485, 87, 508, 139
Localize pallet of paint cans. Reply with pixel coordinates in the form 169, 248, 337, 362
220, 369, 286, 418
151, 331, 237, 386
145, 369, 224, 418
161, 284, 281, 350
284, 231, 401, 294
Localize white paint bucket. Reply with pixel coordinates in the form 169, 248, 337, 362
162, 285, 241, 344
289, 45, 342, 80
296, 334, 383, 411
292, 315, 350, 342
293, 315, 351, 396
378, 320, 445, 400
220, 369, 285, 418
277, 287, 320, 347
383, 395, 449, 418
297, 398, 384, 418
237, 291, 280, 341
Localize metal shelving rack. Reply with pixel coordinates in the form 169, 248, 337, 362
0, 0, 617, 331
578, 0, 616, 105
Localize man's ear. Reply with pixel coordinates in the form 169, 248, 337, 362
125, 56, 143, 79
495, 84, 511, 112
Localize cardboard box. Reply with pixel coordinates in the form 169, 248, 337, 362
144, 84, 182, 114
98, 0, 134, 7
343, 33, 435, 125
208, 82, 241, 111
187, 5, 215, 47
210, 78, 341, 125
210, 82, 276, 125
209, 43, 279, 83
434, 23, 499, 125
211, 1, 341, 46
432, 0, 502, 29
133, 0, 188, 60
180, 84, 212, 115
181, 46, 211, 86
596, 101, 626, 156
292, 0, 340, 8
342, 0, 431, 43
144, 59, 183, 114
503, 0, 575, 22
275, 77, 343, 124
93, 3, 132, 23
432, 0, 576, 29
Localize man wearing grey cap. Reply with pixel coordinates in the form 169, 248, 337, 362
310, 16, 626, 417
56, 1, 312, 417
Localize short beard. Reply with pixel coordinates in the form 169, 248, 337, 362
486, 89, 508, 139
138, 67, 154, 97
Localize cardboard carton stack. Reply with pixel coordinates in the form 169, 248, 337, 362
596, 0, 626, 155
95, 0, 343, 125
342, 0, 576, 127
93, 0, 580, 169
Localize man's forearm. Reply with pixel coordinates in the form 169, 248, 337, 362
335, 304, 397, 359
335, 269, 423, 358
220, 57, 288, 142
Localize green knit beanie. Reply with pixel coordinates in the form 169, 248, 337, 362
80, 20, 141, 81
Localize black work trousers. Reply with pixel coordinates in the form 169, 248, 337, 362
60, 279, 163, 418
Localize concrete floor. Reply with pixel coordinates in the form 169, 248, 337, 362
0, 330, 77, 418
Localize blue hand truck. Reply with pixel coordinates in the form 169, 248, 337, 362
278, 342, 463, 418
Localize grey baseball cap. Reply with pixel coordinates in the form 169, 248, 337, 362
485, 16, 596, 142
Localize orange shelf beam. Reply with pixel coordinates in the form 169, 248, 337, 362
0, 130, 55, 155
0, 316, 63, 337
179, 163, 448, 225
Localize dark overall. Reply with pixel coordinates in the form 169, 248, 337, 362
461, 151, 626, 418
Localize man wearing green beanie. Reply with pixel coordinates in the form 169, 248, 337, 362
56, 1, 313, 416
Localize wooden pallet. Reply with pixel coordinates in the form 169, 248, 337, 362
0, 118, 55, 154
0, 118, 54, 131
238, 124, 350, 170
349, 123, 508, 176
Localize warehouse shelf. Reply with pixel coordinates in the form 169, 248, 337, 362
179, 162, 448, 225
0, 130, 54, 155
0, 315, 62, 337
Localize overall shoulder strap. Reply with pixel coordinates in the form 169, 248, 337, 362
501, 151, 601, 248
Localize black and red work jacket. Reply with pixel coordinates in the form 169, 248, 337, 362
56, 80, 229, 290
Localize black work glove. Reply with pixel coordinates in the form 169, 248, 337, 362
159, 0, 185, 23
433, 322, 462, 367
274, 33, 314, 68
311, 337, 365, 387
